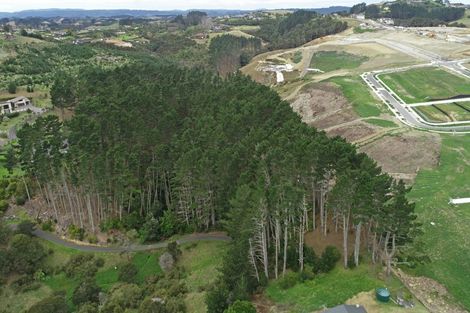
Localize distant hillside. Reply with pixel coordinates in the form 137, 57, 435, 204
0, 7, 350, 19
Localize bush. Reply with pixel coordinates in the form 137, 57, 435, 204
318, 246, 341, 273
17, 220, 35, 236
8, 81, 17, 94
64, 254, 100, 279
8, 234, 47, 274
6, 112, 19, 118
224, 300, 256, 313
278, 272, 299, 290
0, 200, 9, 213
72, 279, 101, 306
87, 234, 98, 244
167, 241, 182, 261
11, 274, 41, 293
15, 194, 26, 205
41, 220, 54, 232
68, 224, 85, 241
118, 262, 138, 283
27, 294, 68, 313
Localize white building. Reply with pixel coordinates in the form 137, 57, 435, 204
1, 96, 32, 115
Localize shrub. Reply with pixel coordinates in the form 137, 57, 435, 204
8, 81, 17, 94
0, 200, 9, 213
278, 272, 299, 290
27, 294, 68, 313
16, 220, 35, 236
87, 234, 98, 244
68, 224, 85, 241
64, 254, 99, 278
224, 300, 256, 313
160, 209, 179, 237
6, 112, 19, 118
72, 279, 101, 306
15, 194, 26, 205
118, 262, 138, 283
167, 241, 182, 261
318, 246, 341, 273
41, 220, 54, 232
9, 234, 47, 274
11, 274, 41, 293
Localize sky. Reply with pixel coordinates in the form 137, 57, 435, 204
1, 0, 378, 12
2, 0, 470, 12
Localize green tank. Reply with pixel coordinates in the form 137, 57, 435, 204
376, 287, 390, 302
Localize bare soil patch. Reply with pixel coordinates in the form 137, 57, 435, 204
393, 269, 467, 313
359, 132, 441, 181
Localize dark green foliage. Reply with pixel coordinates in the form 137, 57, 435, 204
206, 285, 230, 313
224, 300, 257, 313
209, 35, 262, 75
118, 262, 138, 283
27, 294, 68, 313
0, 200, 8, 213
100, 283, 143, 313
10, 274, 41, 293
16, 220, 35, 236
76, 303, 98, 313
166, 242, 182, 261
63, 254, 103, 279
7, 234, 47, 274
350, 2, 367, 14
318, 246, 341, 273
256, 11, 348, 49
278, 272, 299, 290
68, 225, 85, 241
72, 279, 101, 306
7, 81, 16, 94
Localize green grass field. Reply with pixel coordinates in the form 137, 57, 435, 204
266, 265, 391, 313
380, 68, 470, 104
180, 241, 228, 313
365, 118, 398, 128
414, 103, 470, 123
328, 76, 384, 118
409, 134, 470, 310
310, 51, 368, 72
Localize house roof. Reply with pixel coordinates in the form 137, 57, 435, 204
9, 96, 30, 103
324, 304, 367, 313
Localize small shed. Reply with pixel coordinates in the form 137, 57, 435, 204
324, 304, 367, 313
376, 288, 391, 302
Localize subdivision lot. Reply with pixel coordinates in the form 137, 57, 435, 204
409, 135, 470, 310
310, 51, 368, 72
379, 67, 470, 104
413, 102, 470, 123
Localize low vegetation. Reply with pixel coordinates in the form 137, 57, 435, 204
310, 51, 368, 72
380, 68, 470, 103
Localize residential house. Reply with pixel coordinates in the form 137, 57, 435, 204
1, 96, 32, 115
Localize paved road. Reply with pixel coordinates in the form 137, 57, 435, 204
363, 71, 470, 133
32, 229, 231, 253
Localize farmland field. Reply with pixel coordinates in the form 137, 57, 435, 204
310, 51, 368, 72
379, 68, 470, 104
409, 135, 470, 310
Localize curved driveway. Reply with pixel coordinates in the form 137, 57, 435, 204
32, 229, 231, 253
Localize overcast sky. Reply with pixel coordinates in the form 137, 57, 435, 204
0, 0, 379, 12
2, 0, 470, 12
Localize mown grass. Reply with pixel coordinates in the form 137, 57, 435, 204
409, 134, 470, 310
414, 105, 450, 123
310, 51, 368, 72
380, 68, 470, 103
266, 265, 382, 313
365, 118, 398, 128
328, 76, 383, 118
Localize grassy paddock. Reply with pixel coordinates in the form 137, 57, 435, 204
266, 265, 382, 313
328, 76, 383, 118
310, 51, 368, 72
365, 118, 398, 128
409, 134, 470, 310
380, 68, 470, 104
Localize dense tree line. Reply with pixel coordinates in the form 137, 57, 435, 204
209, 34, 263, 76
256, 10, 348, 50
17, 62, 420, 313
363, 1, 464, 24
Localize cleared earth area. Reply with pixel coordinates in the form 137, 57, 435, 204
379, 67, 470, 104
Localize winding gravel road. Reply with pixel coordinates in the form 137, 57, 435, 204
32, 229, 231, 253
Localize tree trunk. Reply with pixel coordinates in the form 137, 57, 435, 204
354, 222, 362, 267
342, 212, 350, 268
